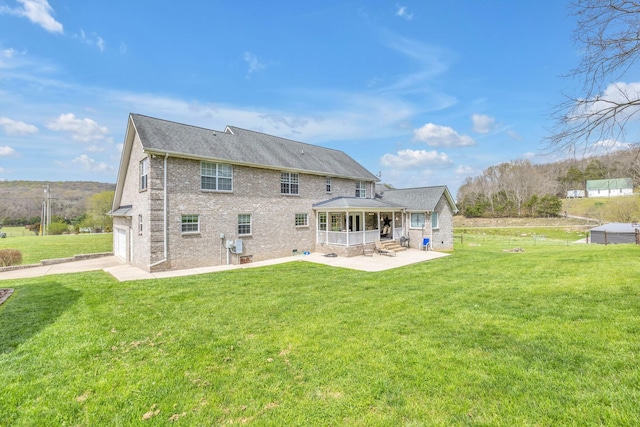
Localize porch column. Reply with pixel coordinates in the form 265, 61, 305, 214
346, 210, 350, 246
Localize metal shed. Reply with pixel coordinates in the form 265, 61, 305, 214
589, 223, 640, 244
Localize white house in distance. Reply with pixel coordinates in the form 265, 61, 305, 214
109, 114, 458, 272
586, 178, 634, 198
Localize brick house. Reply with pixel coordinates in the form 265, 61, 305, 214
110, 114, 457, 272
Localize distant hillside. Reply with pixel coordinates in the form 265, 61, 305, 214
456, 147, 640, 218
0, 180, 115, 223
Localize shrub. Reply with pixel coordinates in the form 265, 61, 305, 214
0, 249, 22, 267
47, 222, 71, 235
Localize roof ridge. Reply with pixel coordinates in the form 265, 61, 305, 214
383, 185, 445, 192
131, 113, 225, 134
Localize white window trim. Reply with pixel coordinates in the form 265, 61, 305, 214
201, 162, 233, 192
295, 213, 309, 227
325, 177, 332, 193
281, 172, 300, 195
238, 214, 252, 236
318, 212, 327, 231
410, 212, 426, 229
356, 181, 366, 198
181, 214, 200, 234
431, 212, 439, 229
139, 158, 148, 191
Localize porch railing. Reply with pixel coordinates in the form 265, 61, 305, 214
317, 230, 381, 246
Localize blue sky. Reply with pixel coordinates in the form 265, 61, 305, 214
0, 0, 580, 196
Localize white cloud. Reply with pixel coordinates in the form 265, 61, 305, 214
2, 48, 16, 58
507, 130, 522, 141
413, 123, 475, 147
396, 5, 413, 20
471, 114, 495, 134
0, 146, 17, 156
47, 113, 109, 142
593, 139, 630, 150
243, 52, 265, 77
71, 154, 114, 173
380, 148, 452, 168
76, 29, 105, 51
455, 165, 474, 175
572, 81, 640, 122
0, 0, 63, 33
0, 117, 38, 135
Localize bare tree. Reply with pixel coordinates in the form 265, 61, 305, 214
548, 0, 640, 154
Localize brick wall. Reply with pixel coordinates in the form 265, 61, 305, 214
144, 156, 365, 271
432, 196, 455, 250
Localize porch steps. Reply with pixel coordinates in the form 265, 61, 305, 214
380, 240, 407, 253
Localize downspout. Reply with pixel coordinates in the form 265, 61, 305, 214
428, 210, 433, 247
149, 153, 169, 268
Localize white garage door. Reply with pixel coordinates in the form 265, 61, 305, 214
115, 228, 127, 260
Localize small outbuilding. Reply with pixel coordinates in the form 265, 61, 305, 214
586, 178, 633, 198
589, 223, 640, 244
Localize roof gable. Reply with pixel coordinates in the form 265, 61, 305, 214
379, 185, 458, 213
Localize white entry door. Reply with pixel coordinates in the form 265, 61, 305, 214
114, 228, 127, 260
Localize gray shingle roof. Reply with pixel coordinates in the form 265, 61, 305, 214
108, 205, 132, 217
313, 197, 403, 210
130, 114, 379, 181
378, 185, 457, 212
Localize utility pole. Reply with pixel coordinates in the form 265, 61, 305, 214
41, 184, 51, 236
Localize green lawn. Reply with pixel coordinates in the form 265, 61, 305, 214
0, 229, 112, 265
1, 239, 639, 425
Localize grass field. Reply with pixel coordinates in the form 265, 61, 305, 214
0, 227, 112, 265
1, 234, 639, 425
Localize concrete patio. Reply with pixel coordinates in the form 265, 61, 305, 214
0, 249, 450, 282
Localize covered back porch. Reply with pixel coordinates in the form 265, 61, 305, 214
313, 197, 406, 257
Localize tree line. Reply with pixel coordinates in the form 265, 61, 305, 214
457, 147, 640, 218
0, 181, 115, 234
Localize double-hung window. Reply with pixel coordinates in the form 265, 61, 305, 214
140, 158, 148, 191
325, 177, 332, 193
181, 215, 200, 233
138, 214, 143, 234
201, 162, 233, 191
238, 214, 252, 235
355, 181, 366, 198
281, 172, 299, 195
